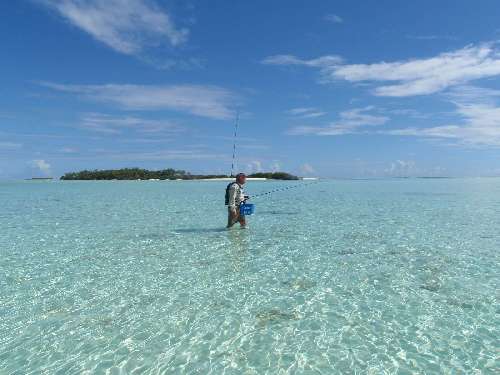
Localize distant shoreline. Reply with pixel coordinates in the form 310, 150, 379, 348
59, 168, 302, 181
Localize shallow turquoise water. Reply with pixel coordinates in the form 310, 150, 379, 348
0, 179, 499, 374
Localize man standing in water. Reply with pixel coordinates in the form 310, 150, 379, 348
226, 173, 248, 228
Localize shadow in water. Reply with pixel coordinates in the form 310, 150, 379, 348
227, 229, 250, 272
255, 309, 300, 327
258, 210, 301, 216
173, 228, 227, 234
134, 233, 169, 240
282, 277, 317, 291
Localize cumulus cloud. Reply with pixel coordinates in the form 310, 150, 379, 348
378, 84, 500, 146
270, 161, 282, 172
384, 160, 416, 177
42, 82, 236, 120
287, 88, 500, 146
246, 160, 262, 174
40, 0, 188, 54
385, 102, 500, 146
324, 14, 343, 23
264, 44, 500, 96
31, 159, 52, 175
289, 106, 388, 135
299, 163, 315, 175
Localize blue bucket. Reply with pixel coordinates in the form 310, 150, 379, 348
239, 203, 255, 216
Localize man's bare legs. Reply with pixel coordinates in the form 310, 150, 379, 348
227, 208, 246, 228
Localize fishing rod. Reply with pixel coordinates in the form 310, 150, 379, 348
250, 179, 322, 199
230, 111, 239, 177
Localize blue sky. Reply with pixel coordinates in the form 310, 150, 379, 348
2, 0, 500, 178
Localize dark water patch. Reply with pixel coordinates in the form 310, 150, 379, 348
446, 298, 474, 310
188, 259, 217, 267
420, 280, 442, 293
338, 248, 366, 256
255, 309, 299, 327
341, 232, 381, 242
209, 300, 232, 310
282, 278, 316, 291
339, 249, 356, 255
403, 192, 455, 197
134, 233, 169, 240
258, 211, 301, 216
174, 228, 227, 234
479, 234, 496, 239
337, 248, 372, 256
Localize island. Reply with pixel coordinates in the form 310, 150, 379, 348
60, 168, 300, 181
244, 172, 299, 180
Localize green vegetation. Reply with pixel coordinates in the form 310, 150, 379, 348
60, 168, 301, 180
60, 168, 227, 180
248, 172, 299, 180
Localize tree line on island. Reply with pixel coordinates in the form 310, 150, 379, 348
60, 168, 300, 181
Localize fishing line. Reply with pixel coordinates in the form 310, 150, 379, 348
251, 180, 322, 200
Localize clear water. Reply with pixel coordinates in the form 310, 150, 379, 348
0, 179, 498, 374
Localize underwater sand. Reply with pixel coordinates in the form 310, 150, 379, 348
0, 179, 498, 373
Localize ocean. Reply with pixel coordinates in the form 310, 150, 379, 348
0, 179, 498, 374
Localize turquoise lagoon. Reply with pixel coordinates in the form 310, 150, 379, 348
0, 179, 498, 374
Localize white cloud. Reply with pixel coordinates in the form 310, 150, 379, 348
262, 54, 343, 67
286, 107, 326, 118
380, 160, 446, 177
405, 35, 458, 41
80, 113, 181, 134
384, 160, 416, 177
264, 44, 500, 97
381, 84, 500, 147
0, 142, 22, 150
324, 14, 343, 24
31, 159, 51, 175
60, 147, 78, 153
270, 161, 282, 172
290, 106, 388, 135
40, 0, 188, 54
246, 160, 262, 174
42, 83, 236, 120
384, 108, 429, 119
385, 102, 500, 146
445, 85, 500, 103
299, 163, 315, 175
58, 148, 225, 161
287, 87, 500, 146
108, 149, 223, 161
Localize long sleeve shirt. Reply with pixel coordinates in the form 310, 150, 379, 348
227, 183, 245, 208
